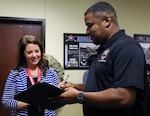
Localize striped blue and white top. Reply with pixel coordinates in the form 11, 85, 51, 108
2, 67, 59, 116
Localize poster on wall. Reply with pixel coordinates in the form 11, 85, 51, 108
64, 33, 99, 69
134, 34, 150, 66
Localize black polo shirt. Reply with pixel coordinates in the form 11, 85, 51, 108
83, 30, 149, 116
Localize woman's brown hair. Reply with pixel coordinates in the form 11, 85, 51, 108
15, 35, 49, 75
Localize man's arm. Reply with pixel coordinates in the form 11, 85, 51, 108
59, 86, 136, 108
82, 87, 136, 108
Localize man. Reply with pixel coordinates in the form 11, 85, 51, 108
58, 2, 149, 116
45, 54, 65, 81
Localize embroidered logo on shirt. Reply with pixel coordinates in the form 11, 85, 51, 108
98, 49, 110, 62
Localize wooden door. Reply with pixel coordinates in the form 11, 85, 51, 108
0, 17, 45, 116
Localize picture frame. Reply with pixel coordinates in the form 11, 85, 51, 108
64, 33, 98, 69
134, 34, 150, 66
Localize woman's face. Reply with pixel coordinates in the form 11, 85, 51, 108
24, 43, 41, 67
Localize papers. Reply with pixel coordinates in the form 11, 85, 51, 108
14, 82, 65, 110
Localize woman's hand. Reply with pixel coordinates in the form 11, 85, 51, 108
17, 101, 30, 109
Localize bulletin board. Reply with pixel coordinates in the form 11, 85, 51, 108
64, 33, 98, 69
134, 34, 150, 65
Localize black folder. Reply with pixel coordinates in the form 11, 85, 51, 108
14, 82, 65, 110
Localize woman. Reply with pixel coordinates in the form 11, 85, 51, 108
2, 35, 59, 116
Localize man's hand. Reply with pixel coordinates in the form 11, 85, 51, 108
52, 87, 80, 104
59, 81, 75, 89
59, 81, 85, 91
59, 87, 80, 104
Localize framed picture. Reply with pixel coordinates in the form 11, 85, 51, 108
134, 34, 150, 65
64, 33, 98, 69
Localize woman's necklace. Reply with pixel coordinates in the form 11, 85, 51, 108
26, 67, 41, 85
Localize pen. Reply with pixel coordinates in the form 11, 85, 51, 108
63, 75, 69, 84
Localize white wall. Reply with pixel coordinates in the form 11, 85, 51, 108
0, 0, 150, 116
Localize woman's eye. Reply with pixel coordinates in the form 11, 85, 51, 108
27, 51, 32, 54
35, 50, 39, 53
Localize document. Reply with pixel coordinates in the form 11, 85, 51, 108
14, 82, 65, 110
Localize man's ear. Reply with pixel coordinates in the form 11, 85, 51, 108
104, 15, 111, 27
105, 22, 110, 27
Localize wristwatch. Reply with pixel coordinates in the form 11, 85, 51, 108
77, 91, 85, 104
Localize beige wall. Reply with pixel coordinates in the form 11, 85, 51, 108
0, 0, 150, 116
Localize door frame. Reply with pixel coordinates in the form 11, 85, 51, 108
0, 16, 45, 48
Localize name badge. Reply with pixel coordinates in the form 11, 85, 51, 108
98, 48, 110, 63
98, 59, 106, 62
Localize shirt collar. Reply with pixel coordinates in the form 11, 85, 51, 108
97, 30, 125, 54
